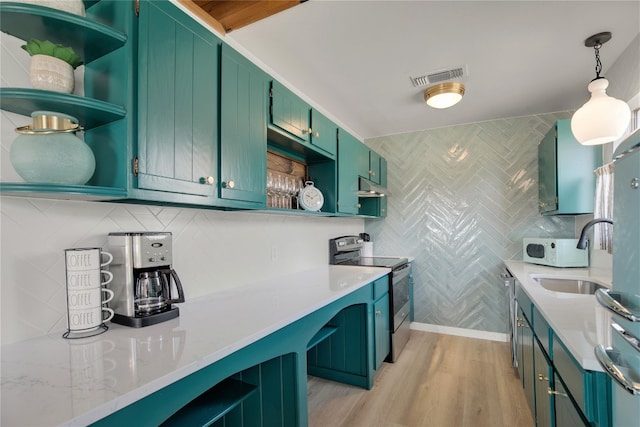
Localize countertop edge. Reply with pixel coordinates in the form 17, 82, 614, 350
504, 260, 611, 372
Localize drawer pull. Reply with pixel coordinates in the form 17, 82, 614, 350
547, 387, 567, 397
595, 345, 640, 395
595, 288, 640, 322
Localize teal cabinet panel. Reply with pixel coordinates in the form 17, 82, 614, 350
553, 375, 589, 427
369, 150, 381, 184
309, 109, 337, 157
374, 293, 390, 369
534, 337, 552, 427
538, 120, 602, 215
380, 156, 387, 187
518, 307, 536, 419
337, 129, 361, 214
270, 80, 310, 142
136, 0, 219, 199
356, 139, 371, 179
220, 44, 267, 205
538, 126, 558, 213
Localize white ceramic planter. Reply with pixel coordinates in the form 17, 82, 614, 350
29, 54, 74, 93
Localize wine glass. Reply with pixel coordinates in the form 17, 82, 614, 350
266, 171, 274, 207
274, 173, 284, 208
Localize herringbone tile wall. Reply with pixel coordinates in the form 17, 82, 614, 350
365, 113, 576, 334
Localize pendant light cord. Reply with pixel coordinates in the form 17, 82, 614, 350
594, 42, 603, 79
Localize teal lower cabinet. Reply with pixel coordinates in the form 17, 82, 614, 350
517, 306, 536, 419
373, 294, 390, 369
533, 337, 552, 427
553, 373, 588, 427
90, 281, 384, 427
516, 286, 611, 427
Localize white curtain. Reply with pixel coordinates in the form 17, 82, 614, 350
593, 162, 614, 253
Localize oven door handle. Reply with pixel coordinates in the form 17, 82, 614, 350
393, 263, 411, 282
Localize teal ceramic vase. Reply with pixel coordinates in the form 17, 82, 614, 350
10, 111, 95, 185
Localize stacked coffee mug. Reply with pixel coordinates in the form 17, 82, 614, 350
63, 247, 115, 338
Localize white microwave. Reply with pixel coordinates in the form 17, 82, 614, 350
522, 238, 588, 268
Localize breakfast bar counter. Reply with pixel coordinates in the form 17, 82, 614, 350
0, 265, 389, 427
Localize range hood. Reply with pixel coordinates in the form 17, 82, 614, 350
358, 177, 387, 198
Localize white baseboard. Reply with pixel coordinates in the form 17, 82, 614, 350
410, 322, 509, 342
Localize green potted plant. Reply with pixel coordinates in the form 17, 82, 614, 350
21, 39, 83, 94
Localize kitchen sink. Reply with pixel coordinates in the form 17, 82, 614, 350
531, 275, 609, 295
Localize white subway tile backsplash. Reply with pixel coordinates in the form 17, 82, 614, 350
0, 197, 363, 344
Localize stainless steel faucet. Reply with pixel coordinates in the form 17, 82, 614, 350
576, 218, 614, 249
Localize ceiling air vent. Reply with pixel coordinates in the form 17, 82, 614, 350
410, 65, 467, 87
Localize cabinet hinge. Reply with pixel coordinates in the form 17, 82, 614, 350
134, 0, 140, 17
555, 196, 558, 205
133, 156, 139, 176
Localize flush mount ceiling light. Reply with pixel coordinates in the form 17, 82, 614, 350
423, 82, 465, 109
571, 32, 631, 146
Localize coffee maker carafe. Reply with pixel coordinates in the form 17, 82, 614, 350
107, 232, 185, 327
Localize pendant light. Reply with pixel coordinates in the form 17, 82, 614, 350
424, 82, 465, 109
571, 32, 631, 146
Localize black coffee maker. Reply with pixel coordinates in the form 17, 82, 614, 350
107, 232, 185, 327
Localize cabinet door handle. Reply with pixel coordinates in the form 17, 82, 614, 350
375, 310, 382, 316
223, 180, 235, 189
200, 176, 214, 185
538, 374, 549, 382
313, 131, 320, 138
547, 387, 567, 397
356, 203, 361, 209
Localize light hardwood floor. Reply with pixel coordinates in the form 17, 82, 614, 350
307, 330, 534, 427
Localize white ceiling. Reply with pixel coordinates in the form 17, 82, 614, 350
226, 0, 640, 140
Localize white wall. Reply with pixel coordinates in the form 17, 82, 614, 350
0, 197, 363, 344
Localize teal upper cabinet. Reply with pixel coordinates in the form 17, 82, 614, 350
219, 44, 267, 206
337, 129, 361, 215
538, 120, 602, 215
268, 81, 337, 160
270, 80, 310, 142
369, 150, 382, 184
135, 0, 220, 200
356, 140, 371, 179
309, 109, 337, 157
356, 142, 385, 185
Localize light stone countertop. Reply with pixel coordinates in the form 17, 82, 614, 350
0, 265, 389, 427
504, 260, 612, 372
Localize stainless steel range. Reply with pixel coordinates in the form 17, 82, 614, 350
329, 235, 411, 362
